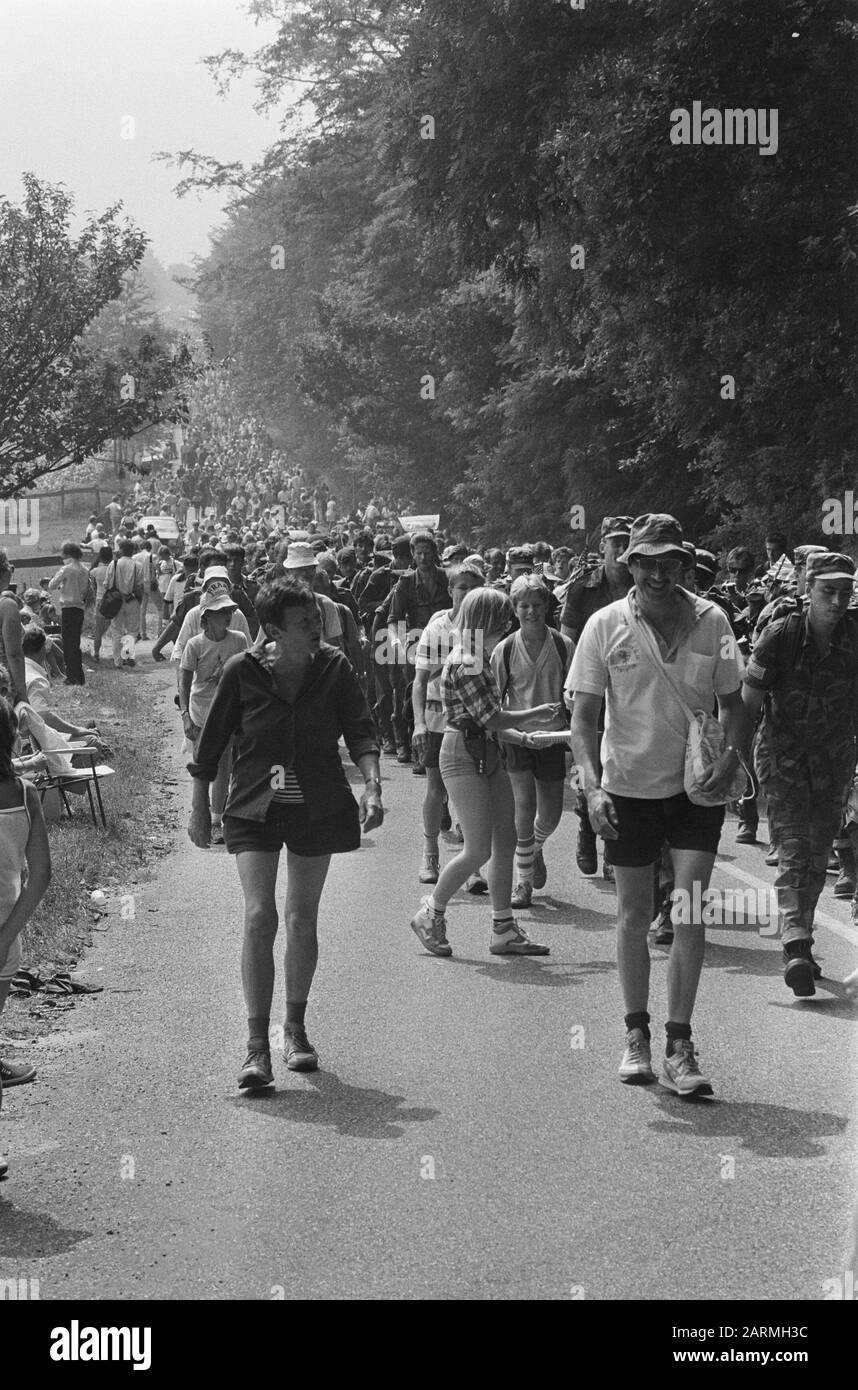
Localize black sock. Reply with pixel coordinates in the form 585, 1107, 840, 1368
665, 1021, 692, 1056
247, 1015, 270, 1051
625, 1011, 650, 1041
285, 1001, 307, 1027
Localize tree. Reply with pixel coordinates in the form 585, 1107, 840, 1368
0, 176, 199, 497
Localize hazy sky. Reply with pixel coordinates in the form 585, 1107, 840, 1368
0, 0, 286, 266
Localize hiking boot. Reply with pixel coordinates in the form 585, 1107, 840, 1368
0, 1058, 37, 1087
735, 823, 758, 845
412, 763, 426, 777
661, 1040, 713, 1097
410, 900, 452, 956
783, 949, 816, 998
238, 1049, 274, 1090
511, 881, 533, 909
418, 853, 440, 884
618, 1028, 656, 1085
283, 1024, 319, 1072
653, 903, 674, 947
466, 872, 488, 894
489, 920, 549, 955
532, 848, 547, 890
833, 845, 856, 898
382, 739, 397, 756
396, 745, 412, 764
576, 819, 598, 875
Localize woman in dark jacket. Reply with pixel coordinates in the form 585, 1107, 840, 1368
188, 577, 383, 1089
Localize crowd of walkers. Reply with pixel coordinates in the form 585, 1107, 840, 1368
1, 464, 858, 1175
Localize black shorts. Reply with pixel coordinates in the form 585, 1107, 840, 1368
604, 791, 725, 867
223, 801, 360, 857
504, 743, 567, 782
421, 731, 444, 769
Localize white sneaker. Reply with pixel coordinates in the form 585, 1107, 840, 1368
418, 853, 439, 884
489, 920, 549, 955
661, 1039, 713, 1097
410, 899, 452, 956
618, 1028, 656, 1085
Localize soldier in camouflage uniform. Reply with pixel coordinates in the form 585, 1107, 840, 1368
742, 553, 858, 997
560, 516, 634, 878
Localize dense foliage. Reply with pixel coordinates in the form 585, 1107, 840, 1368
172, 0, 858, 545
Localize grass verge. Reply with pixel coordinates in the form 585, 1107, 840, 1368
18, 663, 177, 973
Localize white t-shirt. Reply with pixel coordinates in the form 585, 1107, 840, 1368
172, 602, 251, 660
24, 658, 52, 711
491, 629, 572, 734
567, 590, 743, 799
180, 629, 248, 727
414, 611, 456, 733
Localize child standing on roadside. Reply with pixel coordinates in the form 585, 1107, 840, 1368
0, 696, 52, 1180
179, 586, 248, 846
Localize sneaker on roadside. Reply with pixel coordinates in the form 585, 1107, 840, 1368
735, 824, 757, 845
418, 853, 440, 884
833, 869, 856, 899
466, 872, 488, 894
238, 1049, 274, 1090
283, 1024, 319, 1072
511, 880, 533, 909
382, 739, 397, 756
0, 1058, 37, 1087
618, 1028, 656, 1085
410, 899, 453, 956
661, 1039, 713, 1097
396, 745, 412, 764
489, 920, 549, 955
532, 848, 547, 890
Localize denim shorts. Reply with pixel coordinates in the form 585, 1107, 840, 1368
604, 791, 725, 867
224, 801, 360, 856
439, 729, 504, 781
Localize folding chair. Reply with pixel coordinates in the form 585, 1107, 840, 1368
34, 746, 115, 829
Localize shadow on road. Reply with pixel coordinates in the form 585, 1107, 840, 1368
437, 955, 614, 987
647, 1092, 848, 1159
230, 1072, 440, 1139
528, 897, 615, 931
0, 1195, 91, 1258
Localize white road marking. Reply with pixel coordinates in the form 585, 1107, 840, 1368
713, 858, 858, 947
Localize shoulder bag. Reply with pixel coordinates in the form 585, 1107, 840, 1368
98, 562, 123, 620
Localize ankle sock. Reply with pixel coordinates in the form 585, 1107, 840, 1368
515, 835, 535, 885
533, 823, 550, 853
492, 910, 514, 932
625, 1011, 650, 1041
426, 894, 445, 917
285, 1001, 307, 1027
665, 1021, 692, 1056
247, 1015, 270, 1051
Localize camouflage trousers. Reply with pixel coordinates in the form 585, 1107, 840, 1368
763, 784, 844, 945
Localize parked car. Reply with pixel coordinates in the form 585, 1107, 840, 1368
138, 515, 181, 551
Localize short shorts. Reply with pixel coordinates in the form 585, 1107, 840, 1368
223, 800, 360, 857
604, 791, 725, 867
421, 731, 444, 769
439, 729, 504, 781
504, 743, 566, 781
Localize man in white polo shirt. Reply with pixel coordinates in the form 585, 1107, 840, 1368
569, 514, 748, 1098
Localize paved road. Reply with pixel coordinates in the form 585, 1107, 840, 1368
1, 658, 856, 1300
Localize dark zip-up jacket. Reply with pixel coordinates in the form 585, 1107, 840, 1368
187, 641, 378, 822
